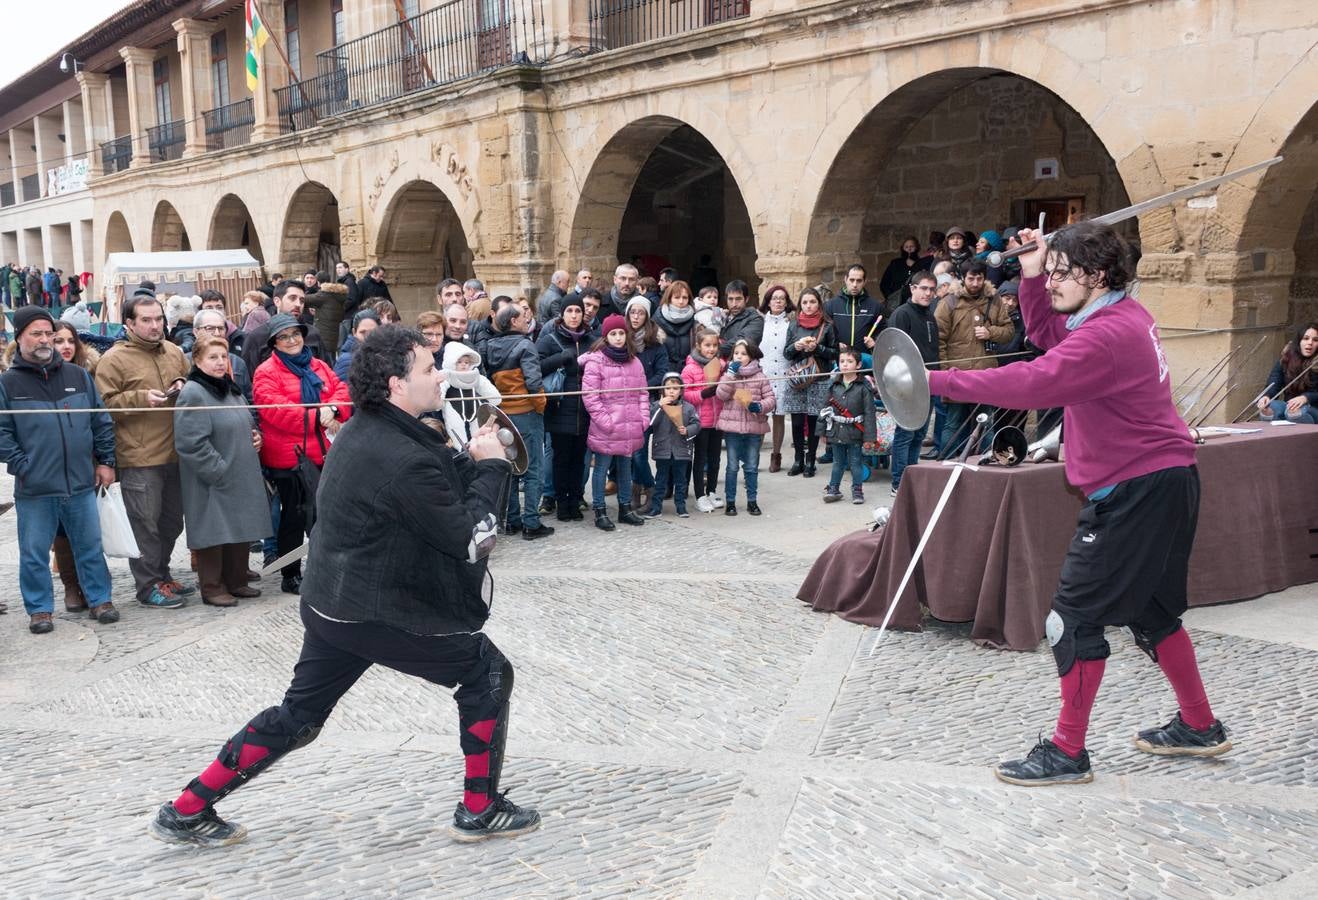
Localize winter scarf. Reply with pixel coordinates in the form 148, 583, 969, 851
660, 303, 695, 324
602, 343, 632, 364
275, 347, 324, 404
188, 365, 241, 400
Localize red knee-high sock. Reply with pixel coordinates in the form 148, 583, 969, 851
173, 728, 270, 816
1153, 628, 1215, 730
1052, 658, 1106, 758
463, 720, 497, 814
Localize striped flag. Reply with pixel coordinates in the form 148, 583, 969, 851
245, 0, 270, 91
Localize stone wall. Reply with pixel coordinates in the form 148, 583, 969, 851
1290, 190, 1318, 326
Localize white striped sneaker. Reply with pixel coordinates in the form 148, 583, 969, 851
450, 793, 542, 843
149, 802, 248, 847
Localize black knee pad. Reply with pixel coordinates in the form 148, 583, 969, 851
1130, 620, 1183, 663
1046, 610, 1110, 676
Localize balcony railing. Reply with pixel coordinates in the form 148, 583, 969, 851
0, 181, 13, 207
275, 0, 545, 134
147, 119, 186, 162
588, 0, 750, 51
203, 98, 255, 150
20, 173, 40, 201
101, 135, 133, 174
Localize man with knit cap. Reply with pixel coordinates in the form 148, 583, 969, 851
927, 222, 1230, 786
0, 307, 119, 633
95, 294, 194, 608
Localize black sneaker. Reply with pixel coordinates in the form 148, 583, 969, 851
450, 793, 541, 843
1134, 713, 1232, 757
502, 522, 523, 536
280, 575, 302, 595
995, 739, 1093, 786
149, 802, 248, 847
522, 524, 555, 541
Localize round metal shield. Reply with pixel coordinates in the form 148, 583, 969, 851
873, 328, 931, 431
476, 404, 530, 475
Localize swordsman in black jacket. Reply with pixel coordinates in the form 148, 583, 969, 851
149, 326, 540, 847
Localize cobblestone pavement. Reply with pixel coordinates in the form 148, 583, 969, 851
2, 462, 1316, 897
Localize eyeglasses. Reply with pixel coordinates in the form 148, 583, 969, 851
421, 331, 444, 341
274, 331, 303, 344
1043, 267, 1083, 283
197, 324, 226, 333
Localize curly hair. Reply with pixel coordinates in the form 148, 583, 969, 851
348, 325, 427, 412
1046, 220, 1135, 292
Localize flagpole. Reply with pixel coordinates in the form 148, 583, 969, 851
250, 0, 319, 123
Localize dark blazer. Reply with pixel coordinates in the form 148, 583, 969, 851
301, 402, 512, 635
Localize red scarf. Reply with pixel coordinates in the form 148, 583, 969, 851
796, 310, 822, 330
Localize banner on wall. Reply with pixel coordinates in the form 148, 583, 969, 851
47, 157, 90, 196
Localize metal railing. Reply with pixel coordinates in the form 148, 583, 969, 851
0, 182, 13, 207
101, 135, 134, 174
147, 119, 186, 162
588, 0, 750, 51
275, 0, 545, 133
203, 98, 255, 150
20, 173, 40, 201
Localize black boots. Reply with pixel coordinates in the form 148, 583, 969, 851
594, 508, 615, 531
617, 503, 645, 526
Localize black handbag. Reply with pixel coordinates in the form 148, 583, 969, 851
294, 409, 327, 531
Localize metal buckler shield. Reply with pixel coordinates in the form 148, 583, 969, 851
873, 328, 931, 431
476, 404, 530, 475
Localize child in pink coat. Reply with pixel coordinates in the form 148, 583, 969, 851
580, 313, 649, 530
682, 327, 726, 512
715, 338, 776, 516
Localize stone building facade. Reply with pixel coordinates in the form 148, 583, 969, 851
5, 0, 1316, 415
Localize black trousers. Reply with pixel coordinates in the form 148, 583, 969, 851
691, 426, 722, 496
267, 469, 311, 578
550, 430, 588, 507
244, 604, 509, 762
1049, 466, 1199, 674
790, 413, 821, 463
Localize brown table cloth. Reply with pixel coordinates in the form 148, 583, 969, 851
798, 424, 1318, 650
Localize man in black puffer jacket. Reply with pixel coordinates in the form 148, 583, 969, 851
149, 326, 541, 849
886, 271, 940, 492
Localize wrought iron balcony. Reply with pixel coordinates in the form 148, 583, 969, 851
588, 0, 751, 51
203, 98, 255, 150
101, 135, 133, 174
276, 0, 545, 134
147, 119, 186, 162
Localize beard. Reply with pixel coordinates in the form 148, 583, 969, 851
26, 345, 55, 364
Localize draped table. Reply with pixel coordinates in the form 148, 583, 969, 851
798, 424, 1318, 650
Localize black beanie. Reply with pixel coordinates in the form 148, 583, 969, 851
13, 305, 55, 338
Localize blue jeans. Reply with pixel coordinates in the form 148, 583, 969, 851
650, 458, 691, 513
932, 396, 947, 456
828, 442, 865, 491
16, 491, 113, 615
506, 412, 545, 528
262, 487, 280, 559
890, 414, 929, 490
632, 441, 654, 489
591, 452, 633, 510
540, 431, 554, 502
1265, 398, 1318, 424
724, 432, 762, 503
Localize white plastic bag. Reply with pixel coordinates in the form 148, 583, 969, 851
97, 484, 141, 559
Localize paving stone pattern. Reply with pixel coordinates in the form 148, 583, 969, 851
2, 467, 1317, 896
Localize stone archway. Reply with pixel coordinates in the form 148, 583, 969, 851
208, 193, 265, 262
150, 200, 191, 252
804, 68, 1131, 289
279, 182, 340, 277
569, 115, 759, 297
105, 210, 134, 254
374, 179, 474, 321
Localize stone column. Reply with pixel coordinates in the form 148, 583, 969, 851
119, 47, 156, 169
77, 72, 111, 176
250, 1, 289, 140
174, 19, 213, 158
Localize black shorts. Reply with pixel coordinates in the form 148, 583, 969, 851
1052, 465, 1199, 632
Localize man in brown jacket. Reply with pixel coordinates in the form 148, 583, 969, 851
95, 294, 194, 608
934, 260, 1014, 456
